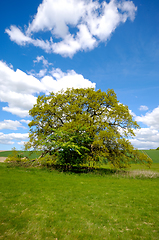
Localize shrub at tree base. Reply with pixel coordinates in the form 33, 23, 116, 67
6, 148, 24, 162
5, 148, 30, 167
25, 88, 152, 169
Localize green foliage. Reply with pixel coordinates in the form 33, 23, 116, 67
39, 125, 91, 166
25, 88, 152, 168
39, 154, 57, 167
5, 148, 38, 167
6, 148, 23, 162
156, 147, 159, 150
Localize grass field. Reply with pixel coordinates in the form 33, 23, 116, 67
0, 151, 41, 160
0, 161, 159, 239
142, 150, 159, 163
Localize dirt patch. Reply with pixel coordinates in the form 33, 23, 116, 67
0, 157, 7, 162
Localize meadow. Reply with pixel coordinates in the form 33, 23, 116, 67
0, 150, 41, 160
0, 150, 159, 239
142, 150, 159, 163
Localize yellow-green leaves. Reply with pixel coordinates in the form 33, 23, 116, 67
26, 88, 151, 168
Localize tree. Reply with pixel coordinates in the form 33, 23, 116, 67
25, 88, 152, 168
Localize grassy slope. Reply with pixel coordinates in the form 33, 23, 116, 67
0, 151, 41, 159
143, 150, 159, 163
129, 163, 159, 173
0, 163, 159, 240
0, 151, 13, 157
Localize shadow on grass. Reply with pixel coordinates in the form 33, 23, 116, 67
44, 164, 120, 175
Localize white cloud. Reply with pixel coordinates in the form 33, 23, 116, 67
5, 25, 32, 45
86, 0, 122, 41
0, 61, 44, 94
0, 120, 23, 130
6, 0, 137, 57
129, 109, 136, 117
20, 119, 31, 124
0, 60, 95, 117
42, 68, 95, 93
130, 127, 159, 150
27, 0, 85, 38
17, 141, 27, 146
32, 56, 53, 77
0, 91, 37, 110
37, 69, 48, 78
130, 106, 159, 149
0, 132, 28, 145
2, 107, 31, 118
134, 128, 159, 142
118, 0, 137, 21
130, 138, 159, 150
139, 105, 149, 111
33, 55, 52, 67
135, 106, 159, 130
77, 24, 97, 50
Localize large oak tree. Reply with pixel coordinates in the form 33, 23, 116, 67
26, 88, 151, 168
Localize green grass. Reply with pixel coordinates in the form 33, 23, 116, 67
128, 163, 159, 172
143, 150, 159, 163
0, 162, 159, 239
0, 151, 14, 157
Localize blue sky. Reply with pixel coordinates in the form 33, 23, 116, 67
0, 0, 159, 150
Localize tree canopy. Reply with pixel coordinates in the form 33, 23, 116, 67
26, 88, 152, 168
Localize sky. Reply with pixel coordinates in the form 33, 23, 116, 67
0, 0, 159, 150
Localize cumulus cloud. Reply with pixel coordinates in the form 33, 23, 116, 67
6, 0, 137, 57
5, 25, 32, 45
135, 106, 159, 130
33, 55, 52, 67
130, 128, 159, 149
0, 132, 28, 145
20, 119, 31, 124
0, 120, 23, 130
134, 128, 159, 142
42, 68, 95, 93
0, 61, 44, 94
0, 60, 95, 117
0, 61, 43, 117
2, 107, 32, 118
130, 138, 159, 150
130, 106, 159, 149
18, 141, 27, 146
37, 69, 48, 78
139, 105, 149, 111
